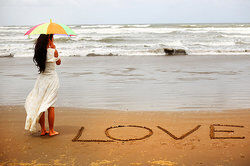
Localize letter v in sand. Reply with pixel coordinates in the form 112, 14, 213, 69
157, 125, 201, 140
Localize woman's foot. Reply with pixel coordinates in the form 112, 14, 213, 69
49, 130, 59, 136
41, 130, 49, 136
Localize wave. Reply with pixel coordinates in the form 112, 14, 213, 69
0, 53, 14, 58
182, 71, 238, 75
2, 48, 250, 58
179, 24, 199, 28
121, 24, 151, 28
178, 24, 250, 28
148, 48, 165, 53
80, 25, 112, 29
191, 40, 250, 46
146, 24, 234, 28
54, 37, 74, 43
79, 24, 151, 29
146, 24, 229, 28
68, 25, 81, 28
99, 37, 124, 43
164, 40, 184, 47
77, 37, 125, 43
221, 34, 250, 38
86, 53, 118, 56
147, 24, 170, 28
235, 40, 250, 45
189, 49, 250, 56
68, 49, 250, 56
0, 26, 30, 29
192, 41, 236, 46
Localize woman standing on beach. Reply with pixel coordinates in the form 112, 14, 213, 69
25, 34, 61, 136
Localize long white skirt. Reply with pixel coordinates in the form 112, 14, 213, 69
25, 71, 59, 132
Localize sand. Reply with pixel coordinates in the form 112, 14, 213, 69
0, 105, 249, 166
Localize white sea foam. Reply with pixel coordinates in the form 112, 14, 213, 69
1, 24, 250, 57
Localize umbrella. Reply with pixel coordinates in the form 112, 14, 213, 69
24, 19, 76, 36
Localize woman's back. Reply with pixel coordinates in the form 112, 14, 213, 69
43, 48, 58, 74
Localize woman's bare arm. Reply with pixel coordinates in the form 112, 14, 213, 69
54, 49, 58, 58
54, 49, 61, 65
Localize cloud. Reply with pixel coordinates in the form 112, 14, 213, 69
0, 0, 249, 25
0, 0, 79, 7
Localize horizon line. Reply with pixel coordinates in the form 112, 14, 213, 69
1, 22, 250, 27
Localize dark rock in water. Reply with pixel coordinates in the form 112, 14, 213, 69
164, 48, 187, 56
0, 53, 14, 58
86, 53, 118, 57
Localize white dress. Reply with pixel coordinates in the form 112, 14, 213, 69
25, 48, 60, 132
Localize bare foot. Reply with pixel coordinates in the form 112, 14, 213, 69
41, 130, 49, 136
49, 130, 59, 136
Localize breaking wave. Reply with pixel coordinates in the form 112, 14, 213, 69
1, 23, 250, 57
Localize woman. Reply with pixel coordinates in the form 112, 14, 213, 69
25, 34, 61, 136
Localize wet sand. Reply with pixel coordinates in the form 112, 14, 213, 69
0, 105, 250, 165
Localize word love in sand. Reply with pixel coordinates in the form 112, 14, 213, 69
72, 124, 245, 142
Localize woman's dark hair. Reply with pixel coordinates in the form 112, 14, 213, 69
33, 34, 53, 73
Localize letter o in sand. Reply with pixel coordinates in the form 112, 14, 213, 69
105, 125, 153, 141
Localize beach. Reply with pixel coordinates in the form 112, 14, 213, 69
0, 105, 249, 165
1, 23, 250, 165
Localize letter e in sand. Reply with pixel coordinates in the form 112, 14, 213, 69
210, 124, 245, 139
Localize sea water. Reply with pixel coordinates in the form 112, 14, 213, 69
1, 23, 250, 57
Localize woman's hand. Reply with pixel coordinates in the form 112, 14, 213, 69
50, 43, 56, 49
56, 59, 61, 65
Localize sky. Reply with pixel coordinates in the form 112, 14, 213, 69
0, 0, 250, 26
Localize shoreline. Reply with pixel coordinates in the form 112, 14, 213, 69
1, 53, 250, 58
0, 105, 249, 165
2, 104, 250, 113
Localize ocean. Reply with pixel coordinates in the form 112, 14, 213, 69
0, 24, 250, 111
1, 23, 250, 57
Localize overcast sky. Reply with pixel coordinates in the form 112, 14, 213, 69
0, 0, 249, 26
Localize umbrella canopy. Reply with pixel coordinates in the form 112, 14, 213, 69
24, 19, 76, 36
